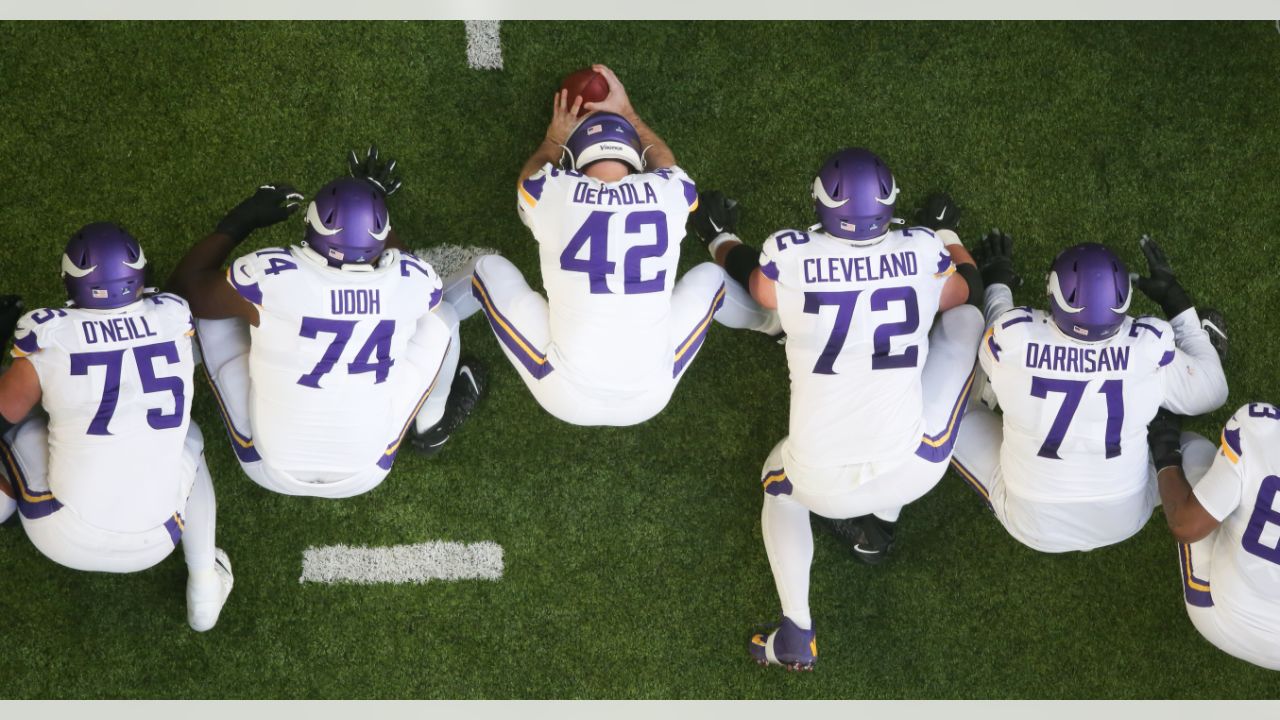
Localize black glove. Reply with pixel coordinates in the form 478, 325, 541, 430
0, 295, 24, 347
348, 144, 402, 198
216, 184, 304, 244
914, 192, 960, 232
1133, 235, 1193, 318
1147, 408, 1184, 471
978, 228, 1022, 290
687, 190, 740, 246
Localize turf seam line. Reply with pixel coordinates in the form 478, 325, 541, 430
299, 541, 504, 584
464, 20, 503, 70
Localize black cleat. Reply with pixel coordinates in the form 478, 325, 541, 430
0, 295, 25, 347
1200, 307, 1228, 363
817, 513, 896, 566
409, 357, 487, 457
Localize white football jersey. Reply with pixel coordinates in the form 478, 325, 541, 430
228, 245, 444, 476
760, 226, 955, 467
980, 308, 1177, 503
1193, 403, 1280, 637
516, 163, 699, 393
11, 294, 196, 532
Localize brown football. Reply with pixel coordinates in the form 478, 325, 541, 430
559, 68, 610, 117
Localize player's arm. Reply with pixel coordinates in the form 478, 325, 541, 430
583, 64, 676, 170
1134, 236, 1229, 415
167, 184, 302, 325
0, 357, 41, 427
1147, 410, 1229, 543
914, 193, 982, 314
520, 89, 583, 182
686, 190, 778, 308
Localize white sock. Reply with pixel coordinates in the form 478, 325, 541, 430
715, 272, 781, 334
762, 492, 813, 630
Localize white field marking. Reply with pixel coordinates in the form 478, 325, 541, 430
412, 244, 498, 279
465, 20, 503, 70
299, 541, 504, 585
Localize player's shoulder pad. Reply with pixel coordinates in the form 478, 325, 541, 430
141, 292, 196, 338
394, 250, 444, 310
1128, 315, 1176, 369
229, 246, 297, 306
1223, 402, 1280, 466
11, 307, 72, 357
519, 163, 578, 210
758, 228, 814, 282
646, 165, 697, 211
984, 306, 1037, 363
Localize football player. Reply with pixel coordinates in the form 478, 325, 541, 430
693, 149, 987, 670
167, 148, 483, 498
441, 65, 779, 426
1147, 407, 1280, 669
0, 225, 232, 631
950, 234, 1229, 552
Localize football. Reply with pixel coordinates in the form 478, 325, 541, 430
560, 67, 609, 116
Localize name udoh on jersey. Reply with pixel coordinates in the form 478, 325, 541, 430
761, 227, 955, 467
517, 163, 699, 393
1197, 404, 1280, 636
980, 308, 1177, 502
228, 246, 443, 476
10, 294, 195, 532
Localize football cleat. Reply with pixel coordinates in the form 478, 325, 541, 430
410, 357, 488, 457
1200, 307, 1228, 363
187, 548, 234, 632
749, 616, 817, 671
817, 514, 897, 566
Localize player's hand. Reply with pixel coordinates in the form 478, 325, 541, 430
348, 144, 402, 198
216, 183, 304, 244
687, 190, 740, 245
914, 192, 961, 232
978, 228, 1022, 290
582, 64, 635, 118
1132, 235, 1193, 318
1147, 408, 1184, 472
546, 89, 584, 147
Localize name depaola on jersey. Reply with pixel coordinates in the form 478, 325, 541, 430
570, 180, 660, 206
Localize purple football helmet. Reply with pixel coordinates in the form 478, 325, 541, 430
563, 112, 644, 172
812, 148, 899, 243
61, 222, 147, 310
303, 177, 390, 267
1046, 243, 1132, 342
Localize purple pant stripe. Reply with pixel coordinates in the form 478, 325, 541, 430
1179, 543, 1214, 608
0, 435, 63, 520
950, 457, 994, 511
164, 514, 184, 546
377, 338, 452, 470
672, 284, 726, 378
472, 274, 554, 380
915, 365, 977, 463
199, 364, 262, 464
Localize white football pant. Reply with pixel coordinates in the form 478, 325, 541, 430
759, 304, 984, 629
0, 418, 218, 575
443, 254, 779, 426
1177, 433, 1280, 670
195, 303, 459, 499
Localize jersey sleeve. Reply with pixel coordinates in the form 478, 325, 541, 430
517, 163, 572, 235
1157, 309, 1229, 416
228, 251, 268, 306
10, 309, 71, 382
145, 292, 196, 338
980, 306, 1032, 375
1193, 405, 1251, 522
649, 165, 698, 213
758, 229, 806, 286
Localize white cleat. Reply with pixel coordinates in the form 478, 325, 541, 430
187, 548, 234, 632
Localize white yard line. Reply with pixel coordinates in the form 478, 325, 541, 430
412, 244, 498, 279
465, 20, 503, 70
300, 541, 504, 585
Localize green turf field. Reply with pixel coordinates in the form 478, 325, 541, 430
1, 20, 1278, 699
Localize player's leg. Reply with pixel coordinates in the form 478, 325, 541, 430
403, 302, 487, 456
751, 440, 818, 670
0, 451, 14, 524
692, 263, 781, 335
471, 254, 555, 380
179, 423, 233, 632
950, 400, 1003, 512
825, 304, 985, 561
193, 317, 261, 469
442, 257, 483, 321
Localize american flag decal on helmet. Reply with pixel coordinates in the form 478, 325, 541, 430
840, 221, 857, 232
93, 289, 109, 298
587, 125, 602, 135
1073, 325, 1088, 335
328, 248, 345, 260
